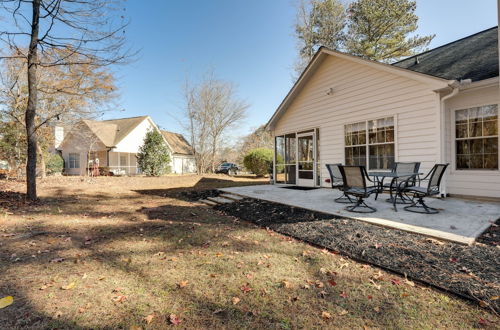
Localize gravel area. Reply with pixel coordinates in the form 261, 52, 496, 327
216, 197, 500, 313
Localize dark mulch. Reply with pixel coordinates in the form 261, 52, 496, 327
477, 219, 500, 247
0, 190, 28, 210
215, 198, 500, 313
181, 189, 220, 201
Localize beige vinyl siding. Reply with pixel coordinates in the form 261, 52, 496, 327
444, 84, 500, 198
273, 56, 440, 187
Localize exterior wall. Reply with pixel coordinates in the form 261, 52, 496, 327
273, 56, 440, 188
171, 155, 196, 174
444, 84, 500, 198
113, 118, 154, 153
59, 126, 108, 176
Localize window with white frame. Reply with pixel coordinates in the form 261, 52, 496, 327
69, 153, 80, 169
455, 104, 498, 170
345, 117, 395, 170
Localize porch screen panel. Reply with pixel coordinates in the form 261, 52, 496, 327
284, 134, 296, 184
275, 136, 285, 183
456, 104, 498, 170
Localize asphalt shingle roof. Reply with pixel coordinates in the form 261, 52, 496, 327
161, 130, 194, 155
393, 26, 498, 82
83, 116, 148, 147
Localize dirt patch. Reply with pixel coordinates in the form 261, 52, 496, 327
216, 198, 500, 313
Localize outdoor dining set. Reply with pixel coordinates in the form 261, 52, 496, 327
326, 162, 449, 214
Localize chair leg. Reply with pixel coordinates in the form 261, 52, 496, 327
335, 192, 354, 204
403, 196, 439, 214
345, 196, 376, 213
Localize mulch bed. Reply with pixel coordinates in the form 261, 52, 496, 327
215, 198, 500, 313
181, 189, 220, 201
477, 219, 500, 247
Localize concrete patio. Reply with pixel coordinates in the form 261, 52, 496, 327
219, 185, 500, 245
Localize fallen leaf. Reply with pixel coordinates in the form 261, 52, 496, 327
404, 278, 415, 287
490, 296, 499, 300
144, 313, 155, 324
328, 279, 337, 286
479, 300, 489, 308
449, 257, 458, 263
367, 295, 373, 300
61, 282, 76, 290
0, 296, 13, 309
169, 314, 182, 325
373, 306, 380, 313
315, 281, 324, 288
232, 297, 240, 305
369, 279, 381, 290
374, 243, 382, 249
112, 295, 127, 303
177, 280, 188, 288
78, 307, 85, 313
390, 279, 401, 285
338, 309, 349, 316
240, 284, 252, 293
340, 291, 348, 298
245, 273, 253, 279
479, 318, 489, 326
321, 311, 332, 319
282, 280, 293, 289
129, 326, 142, 330
50, 258, 65, 263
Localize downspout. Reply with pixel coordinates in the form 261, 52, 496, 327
438, 82, 460, 197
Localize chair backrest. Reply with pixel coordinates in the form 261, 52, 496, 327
427, 163, 449, 195
393, 162, 420, 174
325, 163, 343, 187
339, 165, 367, 190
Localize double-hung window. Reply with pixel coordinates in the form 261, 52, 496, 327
69, 153, 80, 169
345, 117, 395, 170
455, 104, 498, 170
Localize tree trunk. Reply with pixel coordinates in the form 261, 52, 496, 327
36, 143, 46, 179
25, 0, 40, 200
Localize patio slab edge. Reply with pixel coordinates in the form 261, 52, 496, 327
218, 188, 476, 245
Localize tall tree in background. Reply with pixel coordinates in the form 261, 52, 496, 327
0, 0, 130, 200
0, 51, 117, 178
295, 0, 346, 75
345, 0, 434, 62
183, 73, 248, 174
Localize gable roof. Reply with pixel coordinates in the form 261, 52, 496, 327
82, 116, 148, 147
393, 26, 498, 82
160, 130, 194, 155
267, 27, 499, 130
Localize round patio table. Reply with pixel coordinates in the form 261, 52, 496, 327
368, 171, 422, 212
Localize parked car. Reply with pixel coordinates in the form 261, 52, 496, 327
215, 162, 239, 175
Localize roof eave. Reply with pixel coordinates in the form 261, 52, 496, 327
266, 48, 454, 130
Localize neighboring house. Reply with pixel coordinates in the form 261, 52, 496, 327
58, 115, 196, 175
160, 130, 196, 174
267, 27, 499, 199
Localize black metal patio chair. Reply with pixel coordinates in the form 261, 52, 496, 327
338, 165, 379, 213
325, 163, 353, 203
400, 163, 449, 214
375, 161, 421, 203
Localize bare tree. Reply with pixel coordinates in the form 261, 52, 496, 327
0, 52, 117, 178
0, 0, 131, 200
182, 73, 248, 174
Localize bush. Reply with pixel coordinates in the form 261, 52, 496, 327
243, 148, 274, 177
46, 153, 64, 174
137, 130, 171, 176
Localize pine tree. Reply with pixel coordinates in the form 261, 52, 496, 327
295, 0, 346, 74
137, 130, 171, 177
345, 0, 434, 62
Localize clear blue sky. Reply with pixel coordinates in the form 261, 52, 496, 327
113, 0, 498, 139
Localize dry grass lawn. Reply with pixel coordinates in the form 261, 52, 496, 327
0, 175, 497, 329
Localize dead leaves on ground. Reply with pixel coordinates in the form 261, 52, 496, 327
0, 296, 13, 309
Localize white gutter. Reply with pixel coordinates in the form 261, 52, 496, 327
437, 82, 460, 197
